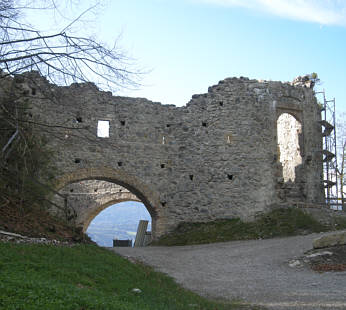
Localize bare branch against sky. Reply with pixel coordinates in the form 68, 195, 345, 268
0, 0, 142, 91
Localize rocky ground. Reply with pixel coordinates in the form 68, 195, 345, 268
298, 245, 346, 272
0, 229, 77, 246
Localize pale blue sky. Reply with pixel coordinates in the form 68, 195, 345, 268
28, 0, 346, 113
97, 0, 346, 113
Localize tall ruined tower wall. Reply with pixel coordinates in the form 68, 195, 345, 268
2, 73, 324, 238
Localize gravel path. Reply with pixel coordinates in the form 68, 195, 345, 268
112, 232, 346, 310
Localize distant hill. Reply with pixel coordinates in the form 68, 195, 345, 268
86, 201, 151, 247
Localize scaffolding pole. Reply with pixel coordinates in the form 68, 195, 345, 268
316, 90, 340, 209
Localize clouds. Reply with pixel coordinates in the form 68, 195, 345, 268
199, 0, 346, 26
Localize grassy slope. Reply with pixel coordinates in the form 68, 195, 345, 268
0, 243, 261, 310
153, 208, 346, 246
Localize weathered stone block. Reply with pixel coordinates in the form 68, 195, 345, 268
313, 231, 346, 249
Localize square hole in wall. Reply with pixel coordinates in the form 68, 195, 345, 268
97, 120, 110, 138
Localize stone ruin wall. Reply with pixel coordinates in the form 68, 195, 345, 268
2, 72, 325, 238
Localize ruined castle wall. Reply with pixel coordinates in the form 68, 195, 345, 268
6, 73, 324, 238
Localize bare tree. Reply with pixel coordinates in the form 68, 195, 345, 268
0, 0, 140, 90
336, 114, 346, 207
0, 0, 140, 213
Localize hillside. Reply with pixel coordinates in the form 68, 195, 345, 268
0, 202, 89, 242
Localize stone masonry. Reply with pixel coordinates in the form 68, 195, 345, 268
1, 72, 325, 239
51, 180, 140, 232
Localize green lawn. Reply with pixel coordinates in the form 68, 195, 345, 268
0, 243, 260, 310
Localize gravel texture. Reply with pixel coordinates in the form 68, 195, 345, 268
112, 232, 346, 310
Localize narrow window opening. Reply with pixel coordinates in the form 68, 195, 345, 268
117, 161, 123, 167
227, 174, 233, 180
94, 188, 98, 192
74, 158, 81, 163
162, 136, 166, 144
70, 189, 74, 193
161, 201, 166, 207
166, 124, 171, 128
31, 88, 36, 95
160, 164, 165, 168
76, 117, 83, 123
120, 120, 126, 126
219, 101, 223, 106
189, 174, 194, 181
97, 120, 110, 138
202, 122, 207, 127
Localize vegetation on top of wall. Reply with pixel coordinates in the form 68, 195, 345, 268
153, 208, 335, 246
0, 243, 263, 310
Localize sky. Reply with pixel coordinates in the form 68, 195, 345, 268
95, 0, 346, 115
27, 0, 346, 112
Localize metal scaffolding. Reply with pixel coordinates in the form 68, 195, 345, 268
316, 90, 341, 209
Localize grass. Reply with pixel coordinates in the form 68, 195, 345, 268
0, 243, 261, 310
153, 208, 330, 246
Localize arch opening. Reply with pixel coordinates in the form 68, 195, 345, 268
277, 113, 302, 182
51, 168, 160, 239
86, 201, 151, 247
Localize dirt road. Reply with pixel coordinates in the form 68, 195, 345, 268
112, 233, 346, 309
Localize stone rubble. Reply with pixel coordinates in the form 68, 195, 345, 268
0, 230, 74, 246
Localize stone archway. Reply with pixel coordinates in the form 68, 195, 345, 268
56, 179, 142, 232
52, 167, 162, 239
